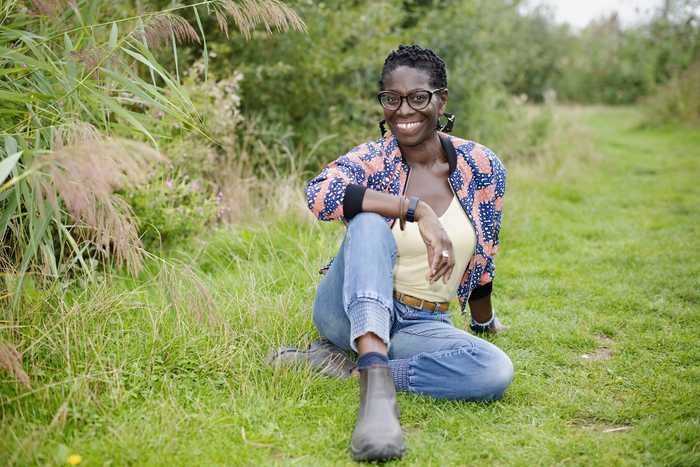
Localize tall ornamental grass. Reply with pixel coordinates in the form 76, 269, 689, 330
0, 0, 304, 307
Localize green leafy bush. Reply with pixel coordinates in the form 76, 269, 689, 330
642, 60, 700, 126
126, 175, 219, 251
195, 0, 562, 168
553, 3, 700, 104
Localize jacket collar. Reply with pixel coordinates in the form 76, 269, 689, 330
382, 131, 457, 174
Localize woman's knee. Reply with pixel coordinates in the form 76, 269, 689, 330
347, 213, 391, 239
348, 212, 387, 229
411, 344, 513, 401
452, 346, 514, 401
481, 349, 514, 401
346, 213, 395, 254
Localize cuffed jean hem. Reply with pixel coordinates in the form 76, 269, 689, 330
347, 298, 391, 353
390, 358, 410, 391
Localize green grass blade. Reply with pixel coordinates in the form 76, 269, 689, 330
0, 90, 31, 104
56, 220, 93, 280
0, 186, 18, 239
193, 5, 208, 82
171, 30, 180, 85
0, 151, 21, 184
120, 45, 197, 112
93, 91, 156, 145
109, 22, 118, 50
12, 198, 52, 307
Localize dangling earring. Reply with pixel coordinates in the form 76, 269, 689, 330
437, 112, 455, 133
379, 119, 387, 137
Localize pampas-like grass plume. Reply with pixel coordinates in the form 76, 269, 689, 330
36, 124, 166, 276
27, 0, 64, 17
0, 342, 30, 388
142, 13, 201, 49
215, 0, 306, 39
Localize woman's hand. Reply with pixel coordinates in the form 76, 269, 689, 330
358, 191, 455, 283
415, 201, 455, 284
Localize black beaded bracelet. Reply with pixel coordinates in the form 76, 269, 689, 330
406, 196, 419, 222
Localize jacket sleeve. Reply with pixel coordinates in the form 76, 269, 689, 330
479, 147, 507, 286
305, 144, 373, 222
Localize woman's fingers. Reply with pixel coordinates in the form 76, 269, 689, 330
417, 214, 455, 283
442, 261, 455, 284
425, 244, 438, 281
431, 253, 453, 283
431, 245, 443, 277
430, 262, 446, 283
427, 240, 454, 283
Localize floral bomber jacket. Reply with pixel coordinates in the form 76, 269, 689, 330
305, 131, 506, 313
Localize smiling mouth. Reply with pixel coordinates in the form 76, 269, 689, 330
395, 121, 422, 131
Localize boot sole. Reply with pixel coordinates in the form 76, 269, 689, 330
351, 441, 405, 462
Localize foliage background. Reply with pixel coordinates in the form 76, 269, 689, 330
2, 0, 698, 286
1, 0, 699, 464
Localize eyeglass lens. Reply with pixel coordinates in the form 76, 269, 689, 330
379, 90, 432, 110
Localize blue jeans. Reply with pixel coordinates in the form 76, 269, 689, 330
313, 213, 514, 401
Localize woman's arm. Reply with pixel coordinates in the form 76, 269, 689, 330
305, 147, 372, 222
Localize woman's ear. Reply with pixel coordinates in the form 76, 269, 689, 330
438, 89, 448, 115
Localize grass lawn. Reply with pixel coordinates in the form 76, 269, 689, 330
2, 106, 699, 466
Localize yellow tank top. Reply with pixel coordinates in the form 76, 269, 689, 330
391, 195, 475, 302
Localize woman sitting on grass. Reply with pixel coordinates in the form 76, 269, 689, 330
270, 44, 513, 462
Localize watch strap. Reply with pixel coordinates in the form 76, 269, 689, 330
406, 196, 419, 222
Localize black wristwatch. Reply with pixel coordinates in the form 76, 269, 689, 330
406, 196, 420, 222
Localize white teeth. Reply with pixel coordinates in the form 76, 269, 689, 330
397, 122, 420, 130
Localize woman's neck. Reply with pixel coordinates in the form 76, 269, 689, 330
400, 132, 446, 168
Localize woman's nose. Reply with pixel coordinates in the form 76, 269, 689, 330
397, 98, 415, 115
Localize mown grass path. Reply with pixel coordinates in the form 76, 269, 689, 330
2, 107, 699, 465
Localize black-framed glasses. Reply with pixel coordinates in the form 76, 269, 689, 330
377, 88, 446, 111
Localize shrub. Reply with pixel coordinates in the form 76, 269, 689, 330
197, 0, 562, 168
642, 60, 700, 126
553, 4, 700, 105
126, 175, 218, 251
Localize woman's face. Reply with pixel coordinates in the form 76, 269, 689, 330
381, 65, 447, 147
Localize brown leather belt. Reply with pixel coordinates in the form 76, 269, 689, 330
393, 291, 450, 313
